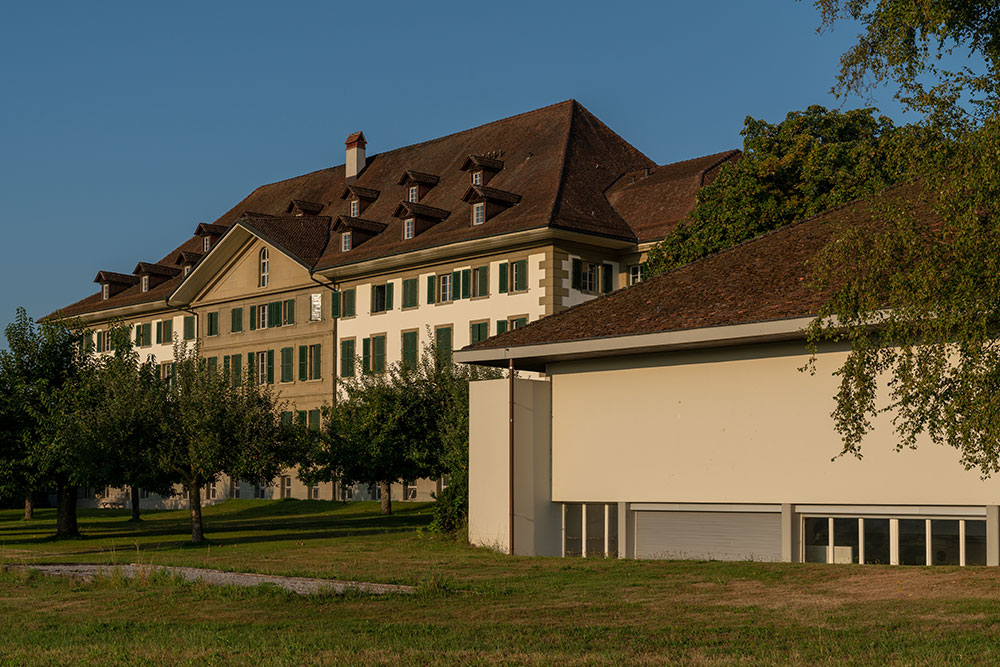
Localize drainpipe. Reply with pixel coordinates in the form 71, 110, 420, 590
509, 355, 515, 555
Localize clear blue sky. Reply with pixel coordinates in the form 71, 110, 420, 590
0, 0, 907, 341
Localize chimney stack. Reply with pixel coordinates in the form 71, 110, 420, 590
345, 131, 366, 183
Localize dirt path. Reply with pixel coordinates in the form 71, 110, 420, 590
14, 563, 414, 596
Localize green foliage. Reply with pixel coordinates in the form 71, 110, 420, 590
646, 105, 926, 276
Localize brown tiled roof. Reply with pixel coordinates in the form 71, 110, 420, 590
133, 262, 182, 278
461, 155, 504, 171
466, 184, 933, 351
288, 199, 324, 215
605, 150, 741, 242
345, 131, 366, 146
176, 251, 203, 265
397, 170, 440, 187
195, 222, 229, 236
237, 214, 332, 268
333, 216, 388, 235
340, 185, 380, 201
94, 271, 139, 285
391, 201, 450, 221
461, 185, 522, 206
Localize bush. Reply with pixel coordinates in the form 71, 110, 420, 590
429, 469, 467, 534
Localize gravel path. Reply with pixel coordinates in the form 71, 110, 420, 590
16, 563, 414, 596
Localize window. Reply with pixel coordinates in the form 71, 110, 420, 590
308, 409, 321, 431
341, 339, 356, 377
140, 275, 149, 293
363, 334, 387, 374
258, 248, 269, 288
299, 343, 322, 380
371, 283, 393, 313
426, 275, 436, 304
402, 278, 418, 308
280, 347, 294, 383
342, 289, 356, 317
472, 170, 482, 185
231, 307, 243, 333
183, 316, 195, 341
498, 317, 527, 336
572, 259, 612, 294
139, 488, 150, 500
205, 482, 217, 500
135, 322, 152, 347
183, 265, 192, 277
401, 331, 418, 368
511, 259, 528, 292
259, 303, 268, 329
472, 202, 486, 225
435, 326, 452, 365
403, 481, 417, 500
231, 354, 242, 386
473, 266, 489, 297
350, 199, 360, 217
207, 356, 218, 373
281, 476, 292, 499
470, 321, 489, 344
309, 485, 321, 500
95, 330, 105, 353
254, 483, 267, 499
629, 264, 646, 285
439, 274, 454, 302
408, 185, 419, 202
232, 481, 240, 499
340, 483, 355, 501
283, 298, 295, 325
203, 236, 212, 252
207, 311, 219, 336
342, 231, 352, 252
403, 218, 415, 239
581, 262, 598, 292
102, 284, 110, 300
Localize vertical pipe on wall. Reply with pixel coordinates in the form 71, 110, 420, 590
508, 357, 515, 556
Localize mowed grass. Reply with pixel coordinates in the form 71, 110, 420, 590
3, 502, 1000, 665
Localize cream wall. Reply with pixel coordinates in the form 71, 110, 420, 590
560, 255, 621, 309
548, 341, 1000, 506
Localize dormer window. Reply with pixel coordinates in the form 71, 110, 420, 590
258, 248, 269, 288
408, 185, 419, 203
472, 171, 482, 185
342, 231, 352, 252
141, 275, 150, 293
203, 236, 212, 252
472, 203, 486, 226
403, 218, 415, 239
183, 265, 192, 277
102, 284, 110, 300
350, 199, 360, 217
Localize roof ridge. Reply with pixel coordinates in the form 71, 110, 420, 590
697, 150, 741, 187
545, 101, 578, 226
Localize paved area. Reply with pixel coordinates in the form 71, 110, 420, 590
16, 563, 415, 596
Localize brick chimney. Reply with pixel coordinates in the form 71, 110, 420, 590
345, 131, 366, 183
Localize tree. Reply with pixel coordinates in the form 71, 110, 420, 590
160, 343, 302, 542
645, 105, 927, 276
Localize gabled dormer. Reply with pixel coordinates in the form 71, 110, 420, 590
340, 184, 380, 218
175, 251, 203, 277
194, 222, 228, 253
287, 199, 324, 216
334, 216, 387, 252
94, 270, 139, 300
133, 262, 182, 293
397, 170, 439, 203
391, 201, 450, 239
461, 185, 521, 226
461, 154, 504, 186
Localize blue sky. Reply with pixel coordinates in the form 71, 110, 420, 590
0, 0, 908, 341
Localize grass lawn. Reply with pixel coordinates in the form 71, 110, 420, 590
3, 501, 1000, 665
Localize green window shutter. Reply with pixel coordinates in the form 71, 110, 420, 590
134, 326, 141, 345
426, 275, 436, 304
232, 307, 242, 333
96, 330, 104, 352
571, 258, 583, 289
207, 356, 218, 373
284, 299, 295, 325
155, 321, 162, 345
461, 269, 471, 299
207, 312, 218, 336
497, 319, 508, 335
401, 331, 418, 368
344, 289, 356, 316
385, 282, 394, 310
341, 339, 355, 377
373, 335, 386, 373
311, 344, 322, 379
308, 409, 321, 431
184, 316, 195, 340
232, 354, 242, 386
370, 285, 377, 313
247, 352, 255, 381
514, 260, 528, 292
362, 337, 371, 374
163, 320, 173, 341
435, 327, 452, 364
250, 305, 257, 330
475, 266, 489, 297
498, 262, 509, 293
601, 263, 613, 293
280, 347, 292, 382
402, 278, 417, 308
223, 355, 230, 374
281, 411, 293, 427
298, 346, 308, 381
331, 290, 341, 317
144, 323, 152, 346
266, 349, 275, 384
269, 301, 282, 328
296, 411, 307, 426
451, 271, 461, 300
513, 317, 527, 329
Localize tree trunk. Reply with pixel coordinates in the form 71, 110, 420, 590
23, 494, 33, 520
55, 483, 79, 538
189, 483, 204, 543
379, 480, 392, 515
129, 485, 141, 522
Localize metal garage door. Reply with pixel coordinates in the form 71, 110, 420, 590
635, 511, 781, 561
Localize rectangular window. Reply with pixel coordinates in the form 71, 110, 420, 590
439, 274, 453, 302
141, 275, 149, 293
402, 278, 418, 308
231, 353, 242, 386
629, 264, 645, 285
280, 347, 293, 383
283, 299, 295, 325
403, 218, 415, 239
341, 339, 355, 377
183, 316, 195, 341
259, 303, 268, 329
511, 317, 527, 329
472, 202, 485, 225
371, 283, 393, 313
350, 199, 359, 217
298, 345, 308, 381
472, 170, 482, 185
460, 269, 471, 299
281, 476, 292, 499
309, 343, 322, 380
257, 351, 268, 385
155, 321, 162, 345
496, 319, 508, 335
473, 266, 489, 297
342, 232, 352, 252
512, 259, 528, 292
207, 357, 218, 373
342, 289, 356, 317
581, 261, 598, 292
408, 185, 419, 202
330, 291, 340, 318
96, 330, 105, 352
401, 331, 418, 368
435, 326, 452, 365
231, 307, 243, 333
899, 519, 927, 566
371, 334, 386, 373
141, 322, 152, 347
250, 305, 257, 330
470, 322, 489, 344
207, 312, 219, 336
308, 409, 321, 432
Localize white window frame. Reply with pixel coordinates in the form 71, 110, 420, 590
203, 236, 211, 252
257, 351, 267, 385
581, 262, 599, 293
439, 273, 454, 302
259, 303, 268, 329
472, 170, 482, 185
629, 264, 643, 285
342, 231, 352, 252
183, 265, 192, 277
258, 248, 269, 288
473, 202, 486, 225
403, 218, 415, 239
140, 275, 149, 293
281, 475, 292, 499
101, 284, 110, 300
408, 185, 419, 202
350, 199, 360, 217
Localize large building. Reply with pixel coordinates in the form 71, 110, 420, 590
458, 184, 1000, 567
56, 100, 737, 509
